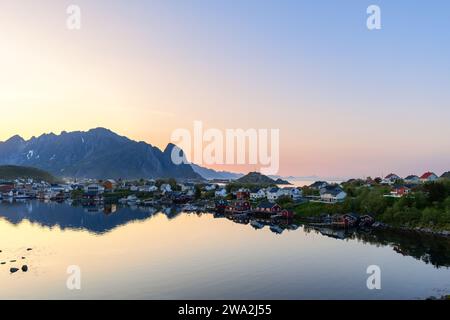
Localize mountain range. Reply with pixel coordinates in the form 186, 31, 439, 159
190, 164, 244, 180
0, 128, 204, 180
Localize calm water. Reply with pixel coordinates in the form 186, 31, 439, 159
1, 201, 449, 300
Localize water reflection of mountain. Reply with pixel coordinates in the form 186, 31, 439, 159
2, 201, 449, 268
0, 201, 171, 235
303, 226, 450, 269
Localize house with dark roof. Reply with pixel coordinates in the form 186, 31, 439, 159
319, 185, 347, 203
309, 181, 328, 190
275, 187, 303, 201
382, 173, 400, 185
255, 201, 282, 213
266, 187, 280, 202
250, 189, 266, 200
404, 175, 420, 184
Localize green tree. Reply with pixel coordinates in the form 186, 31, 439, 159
194, 185, 202, 200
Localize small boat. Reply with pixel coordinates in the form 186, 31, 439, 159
4, 191, 14, 199
14, 192, 30, 200
119, 195, 138, 205
269, 225, 284, 234
232, 213, 249, 220
182, 204, 198, 212
250, 220, 265, 230
286, 224, 300, 231
141, 199, 157, 206
126, 195, 138, 205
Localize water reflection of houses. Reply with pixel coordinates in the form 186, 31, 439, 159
225, 191, 251, 214
161, 205, 183, 220
314, 226, 350, 240
103, 204, 117, 215
83, 204, 118, 215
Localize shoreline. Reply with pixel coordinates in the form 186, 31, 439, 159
297, 216, 450, 238
373, 223, 450, 238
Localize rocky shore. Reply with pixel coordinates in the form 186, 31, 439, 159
372, 222, 450, 238
0, 248, 31, 274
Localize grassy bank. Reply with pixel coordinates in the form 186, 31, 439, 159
287, 179, 450, 231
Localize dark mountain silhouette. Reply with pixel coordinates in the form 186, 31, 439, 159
0, 128, 202, 180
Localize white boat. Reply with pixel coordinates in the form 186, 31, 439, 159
126, 195, 138, 205
182, 204, 198, 212
142, 199, 157, 206
14, 192, 31, 200
4, 191, 14, 198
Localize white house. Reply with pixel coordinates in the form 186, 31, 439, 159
160, 184, 172, 193
281, 187, 303, 201
320, 188, 347, 203
318, 185, 346, 203
250, 189, 266, 200
404, 175, 420, 184
51, 184, 72, 193
382, 173, 400, 185
215, 188, 227, 198
180, 183, 195, 193
309, 181, 328, 190
204, 184, 218, 191
83, 184, 105, 195
420, 172, 438, 183
139, 185, 158, 192
266, 187, 280, 202
389, 186, 411, 198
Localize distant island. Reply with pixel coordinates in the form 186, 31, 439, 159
0, 165, 57, 183
236, 172, 291, 185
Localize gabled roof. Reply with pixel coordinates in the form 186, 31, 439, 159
385, 173, 399, 179
405, 175, 419, 180
393, 186, 410, 191
420, 172, 436, 179
322, 188, 344, 197
309, 181, 327, 188
267, 187, 279, 193
319, 184, 344, 196
257, 201, 280, 209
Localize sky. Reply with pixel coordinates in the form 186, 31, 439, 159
0, 0, 449, 178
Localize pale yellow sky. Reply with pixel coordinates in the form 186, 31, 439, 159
1, 1, 449, 178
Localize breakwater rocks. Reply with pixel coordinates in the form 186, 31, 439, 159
372, 222, 450, 238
